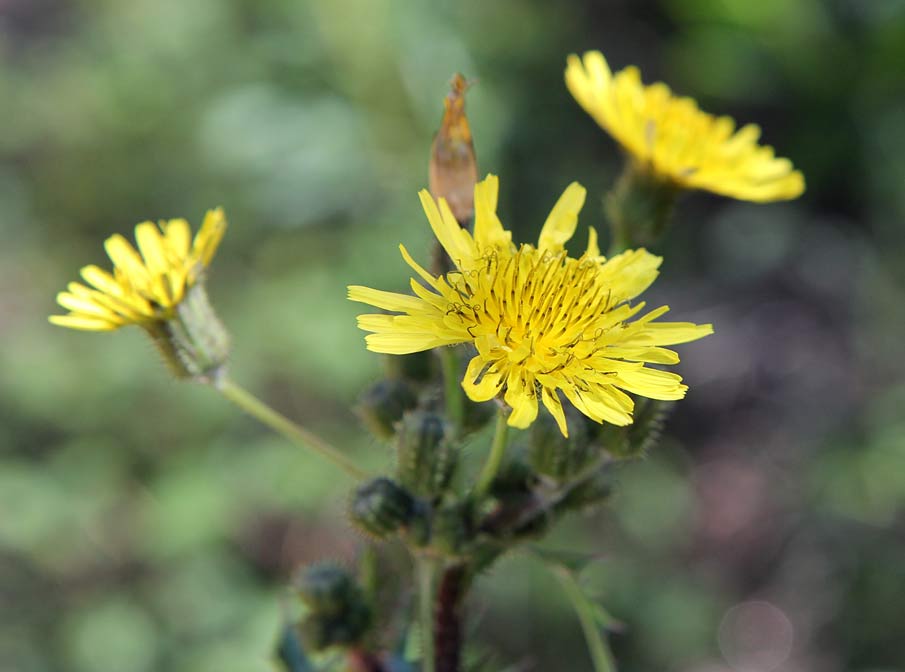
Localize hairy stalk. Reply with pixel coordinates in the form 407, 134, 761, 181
215, 377, 368, 480
474, 407, 510, 498
435, 564, 467, 672
417, 556, 438, 672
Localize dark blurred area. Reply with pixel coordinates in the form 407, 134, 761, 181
1, 0, 903, 671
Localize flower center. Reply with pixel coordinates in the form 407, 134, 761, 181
447, 247, 613, 374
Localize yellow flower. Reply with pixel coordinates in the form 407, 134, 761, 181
50, 208, 227, 331
349, 175, 712, 436
565, 51, 805, 202
50, 208, 230, 381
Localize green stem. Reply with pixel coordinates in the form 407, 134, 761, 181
440, 347, 465, 430
215, 377, 368, 480
557, 569, 617, 672
474, 407, 509, 498
417, 555, 437, 672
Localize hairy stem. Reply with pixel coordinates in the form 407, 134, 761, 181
216, 377, 368, 480
435, 563, 467, 672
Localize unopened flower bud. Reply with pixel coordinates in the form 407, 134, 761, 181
396, 411, 457, 499
294, 563, 361, 618
294, 565, 372, 652
349, 477, 416, 539
356, 379, 418, 440
597, 399, 670, 460
528, 406, 595, 481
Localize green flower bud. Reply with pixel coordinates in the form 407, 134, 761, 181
356, 379, 419, 440
294, 563, 360, 618
528, 405, 595, 481
395, 411, 458, 499
296, 602, 372, 652
597, 399, 670, 460
349, 477, 416, 539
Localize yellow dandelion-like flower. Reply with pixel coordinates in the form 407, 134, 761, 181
50, 208, 230, 380
565, 51, 805, 202
349, 175, 713, 436
50, 208, 226, 331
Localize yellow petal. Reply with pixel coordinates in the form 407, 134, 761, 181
418, 189, 476, 269
80, 265, 124, 297
347, 285, 427, 314
364, 332, 450, 355
399, 244, 440, 290
538, 182, 586, 254
586, 226, 601, 260
49, 314, 119, 331
472, 175, 511, 252
192, 207, 227, 269
541, 386, 569, 437
134, 222, 169, 277
104, 234, 150, 291
164, 218, 191, 259
462, 355, 504, 402
56, 291, 118, 320
504, 369, 538, 428
638, 321, 714, 346
599, 248, 662, 302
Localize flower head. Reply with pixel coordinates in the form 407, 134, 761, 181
566, 51, 804, 202
349, 175, 712, 436
50, 208, 227, 331
50, 209, 230, 381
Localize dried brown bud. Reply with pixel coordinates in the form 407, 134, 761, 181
429, 73, 478, 225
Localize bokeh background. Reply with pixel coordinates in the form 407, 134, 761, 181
2, 0, 904, 670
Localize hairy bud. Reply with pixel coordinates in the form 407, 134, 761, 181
349, 477, 416, 539
356, 379, 418, 440
528, 406, 595, 481
396, 411, 458, 499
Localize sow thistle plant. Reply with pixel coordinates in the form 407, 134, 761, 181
51, 51, 803, 672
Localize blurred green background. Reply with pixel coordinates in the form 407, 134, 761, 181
2, 0, 904, 670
